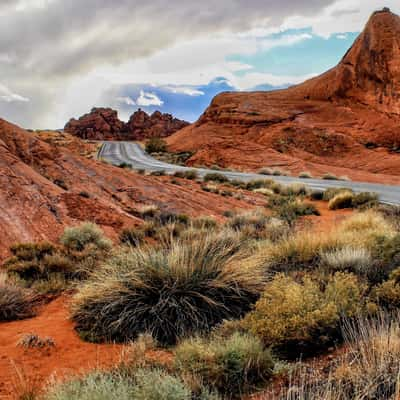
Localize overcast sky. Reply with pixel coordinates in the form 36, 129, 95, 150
0, 0, 399, 128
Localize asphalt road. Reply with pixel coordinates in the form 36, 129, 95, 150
98, 141, 400, 205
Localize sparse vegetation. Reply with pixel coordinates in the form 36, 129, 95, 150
173, 170, 198, 180
299, 171, 313, 179
203, 173, 229, 184
0, 284, 35, 321
72, 232, 264, 345
174, 332, 274, 397
145, 137, 168, 153
243, 272, 366, 357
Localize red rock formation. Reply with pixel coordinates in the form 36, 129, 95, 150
168, 9, 400, 182
125, 109, 189, 140
64, 108, 125, 140
0, 118, 254, 260
64, 108, 189, 141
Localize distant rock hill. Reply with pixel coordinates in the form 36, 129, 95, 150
167, 8, 400, 183
64, 108, 189, 141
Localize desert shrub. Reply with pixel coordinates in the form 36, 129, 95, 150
3, 242, 74, 291
352, 192, 379, 209
174, 170, 198, 180
150, 170, 166, 176
272, 169, 289, 176
328, 191, 354, 210
299, 171, 312, 179
322, 173, 339, 180
203, 173, 229, 184
245, 179, 274, 191
18, 334, 55, 349
274, 201, 320, 226
329, 191, 379, 210
0, 284, 35, 321
258, 167, 273, 175
243, 273, 366, 357
220, 189, 233, 197
275, 313, 400, 399
320, 246, 373, 277
323, 187, 353, 201
53, 178, 68, 190
119, 227, 145, 246
370, 234, 400, 280
253, 188, 274, 196
375, 204, 400, 230
72, 233, 264, 345
60, 223, 112, 279
61, 222, 112, 253
192, 217, 218, 230
118, 162, 132, 169
227, 209, 268, 231
201, 184, 219, 194
280, 184, 309, 197
138, 204, 160, 219
309, 189, 324, 201
157, 212, 190, 226
174, 332, 274, 397
78, 191, 90, 198
145, 137, 167, 153
373, 268, 400, 308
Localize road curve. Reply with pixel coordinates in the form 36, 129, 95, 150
98, 141, 400, 205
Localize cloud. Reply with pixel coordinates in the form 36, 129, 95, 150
136, 91, 164, 107
1, 0, 399, 128
165, 86, 205, 96
0, 83, 29, 103
117, 96, 136, 106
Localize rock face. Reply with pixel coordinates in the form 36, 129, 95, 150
64, 108, 189, 141
64, 108, 125, 140
126, 110, 189, 140
0, 118, 252, 260
168, 9, 400, 182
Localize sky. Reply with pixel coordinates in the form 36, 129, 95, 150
0, 1, 399, 129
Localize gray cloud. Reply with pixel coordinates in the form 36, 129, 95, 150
0, 0, 337, 127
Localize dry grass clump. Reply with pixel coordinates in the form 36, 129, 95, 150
320, 246, 373, 276
0, 284, 35, 321
258, 167, 274, 175
203, 173, 230, 183
298, 171, 313, 179
329, 191, 379, 210
243, 272, 366, 357
273, 200, 319, 226
18, 333, 55, 349
174, 332, 274, 397
322, 173, 339, 180
328, 191, 354, 210
72, 232, 264, 345
173, 170, 199, 180
322, 187, 352, 201
275, 313, 400, 399
373, 268, 400, 308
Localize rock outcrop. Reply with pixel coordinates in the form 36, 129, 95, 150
0, 118, 252, 260
64, 108, 189, 141
64, 108, 125, 140
125, 109, 189, 140
167, 9, 400, 182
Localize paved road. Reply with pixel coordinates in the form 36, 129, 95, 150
99, 141, 400, 205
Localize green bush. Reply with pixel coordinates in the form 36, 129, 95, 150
174, 332, 274, 397
243, 272, 366, 357
3, 242, 73, 286
119, 227, 145, 246
72, 233, 264, 345
203, 173, 229, 184
309, 189, 324, 201
274, 201, 320, 226
0, 284, 35, 321
328, 191, 355, 210
61, 222, 112, 253
173, 170, 198, 180
373, 268, 400, 309
145, 137, 168, 153
44, 368, 207, 400
323, 188, 353, 201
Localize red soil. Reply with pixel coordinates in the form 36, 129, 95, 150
168, 9, 400, 185
0, 296, 125, 399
